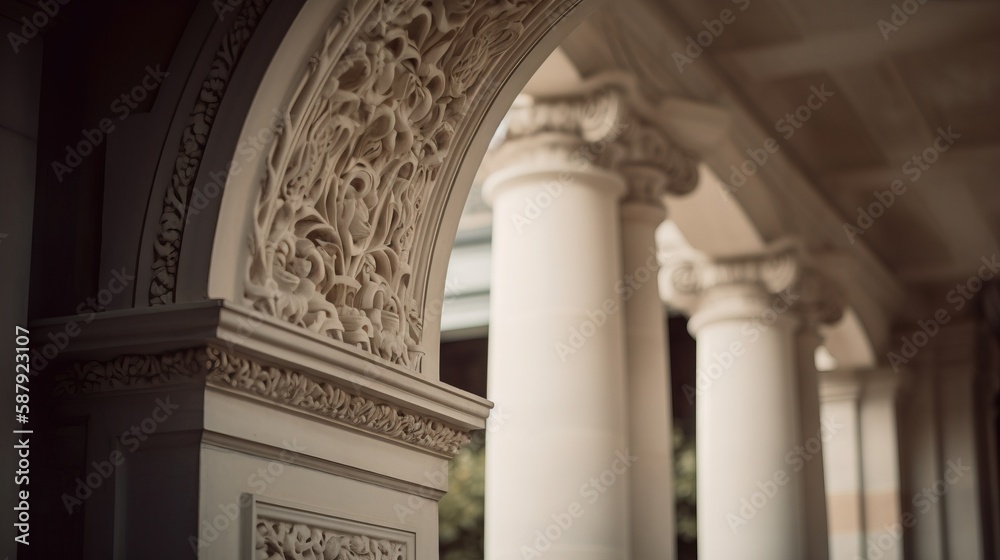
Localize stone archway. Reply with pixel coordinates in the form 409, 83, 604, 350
141, 0, 606, 379
44, 1, 616, 558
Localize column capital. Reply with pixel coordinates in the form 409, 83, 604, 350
664, 241, 845, 332
487, 74, 699, 207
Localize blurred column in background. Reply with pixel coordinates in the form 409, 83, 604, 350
820, 369, 904, 560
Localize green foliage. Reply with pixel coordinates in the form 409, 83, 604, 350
674, 426, 697, 542
439, 433, 485, 560
438, 428, 698, 557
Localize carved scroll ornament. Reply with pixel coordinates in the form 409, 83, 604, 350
255, 519, 406, 560
245, 0, 542, 371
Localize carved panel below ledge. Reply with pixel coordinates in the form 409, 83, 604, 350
255, 518, 407, 560
250, 496, 415, 560
54, 346, 472, 456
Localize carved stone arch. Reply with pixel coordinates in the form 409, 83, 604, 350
171, 0, 607, 377
133, 0, 307, 308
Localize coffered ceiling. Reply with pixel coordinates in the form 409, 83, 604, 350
560, 0, 1000, 292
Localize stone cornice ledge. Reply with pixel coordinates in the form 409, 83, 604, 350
54, 344, 473, 457
33, 300, 491, 438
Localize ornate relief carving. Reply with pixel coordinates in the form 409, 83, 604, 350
55, 347, 472, 455
245, 0, 541, 371
150, 0, 273, 306
255, 518, 406, 560
203, 347, 471, 455
492, 82, 699, 206
53, 348, 205, 396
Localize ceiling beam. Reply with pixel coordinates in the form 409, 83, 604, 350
715, 2, 1000, 80
821, 142, 1000, 190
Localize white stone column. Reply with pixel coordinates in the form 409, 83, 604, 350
665, 245, 841, 560
858, 370, 904, 560
821, 368, 905, 560
618, 143, 698, 559
794, 273, 844, 560
819, 371, 865, 560
483, 89, 633, 560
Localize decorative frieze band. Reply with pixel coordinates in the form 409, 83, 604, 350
53, 348, 206, 396
54, 346, 472, 456
255, 518, 407, 560
203, 347, 472, 456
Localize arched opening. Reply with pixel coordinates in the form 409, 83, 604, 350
13, 1, 1000, 559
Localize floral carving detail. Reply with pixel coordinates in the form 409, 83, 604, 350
255, 519, 405, 560
246, 0, 540, 371
204, 347, 472, 455
54, 347, 473, 455
53, 349, 206, 396
150, 0, 272, 306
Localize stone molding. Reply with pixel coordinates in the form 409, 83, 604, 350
54, 346, 472, 456
149, 0, 273, 306
490, 76, 699, 206
53, 348, 206, 396
244, 0, 547, 373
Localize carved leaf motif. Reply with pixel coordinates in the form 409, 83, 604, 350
204, 347, 472, 455
247, 0, 541, 371
255, 520, 406, 560
150, 0, 272, 306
